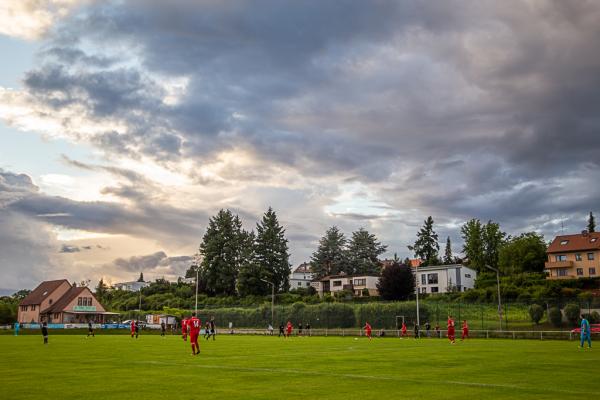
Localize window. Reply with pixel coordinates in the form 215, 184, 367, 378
431, 287, 439, 293
20, 305, 27, 311
421, 287, 427, 294
590, 268, 596, 276
465, 274, 471, 278
77, 297, 82, 306
306, 282, 310, 287
31, 305, 36, 311
297, 282, 301, 286
332, 280, 342, 287
587, 253, 595, 261
354, 279, 366, 286
560, 240, 569, 245
576, 254, 582, 261
421, 275, 426, 285
427, 273, 438, 284
555, 255, 567, 262
591, 238, 597, 243
558, 268, 569, 277
577, 268, 584, 276
88, 297, 93, 306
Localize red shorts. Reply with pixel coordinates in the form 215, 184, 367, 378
366, 330, 372, 336
448, 328, 455, 336
190, 333, 199, 343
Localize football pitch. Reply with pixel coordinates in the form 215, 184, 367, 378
1, 334, 598, 399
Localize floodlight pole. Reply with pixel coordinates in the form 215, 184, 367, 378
194, 253, 203, 314
260, 278, 275, 328
485, 265, 503, 331
415, 263, 420, 331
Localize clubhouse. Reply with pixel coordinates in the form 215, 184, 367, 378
18, 279, 115, 324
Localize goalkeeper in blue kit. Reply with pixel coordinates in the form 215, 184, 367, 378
580, 315, 591, 348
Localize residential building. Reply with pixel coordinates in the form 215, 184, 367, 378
289, 263, 314, 290
413, 264, 477, 294
112, 280, 150, 291
545, 231, 600, 280
315, 274, 380, 297
18, 280, 113, 323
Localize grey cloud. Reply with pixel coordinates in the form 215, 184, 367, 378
112, 251, 192, 276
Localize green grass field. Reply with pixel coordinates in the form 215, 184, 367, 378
1, 334, 598, 399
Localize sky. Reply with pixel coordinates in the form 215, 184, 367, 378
1, 0, 599, 291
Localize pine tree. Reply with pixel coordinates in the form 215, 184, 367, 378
444, 237, 453, 265
346, 228, 387, 275
310, 226, 349, 279
137, 272, 144, 282
199, 209, 245, 296
588, 212, 596, 233
95, 278, 109, 302
237, 231, 270, 296
254, 207, 291, 292
409, 216, 439, 266
377, 262, 415, 301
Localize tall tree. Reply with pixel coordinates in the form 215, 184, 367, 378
498, 232, 547, 275
199, 209, 245, 296
409, 216, 439, 266
137, 272, 144, 282
377, 262, 415, 301
482, 220, 507, 270
237, 231, 271, 296
346, 228, 387, 275
254, 207, 291, 292
461, 218, 484, 271
310, 226, 349, 279
443, 237, 453, 265
588, 211, 596, 233
95, 278, 109, 302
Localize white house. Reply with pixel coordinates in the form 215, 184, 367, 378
314, 274, 380, 297
112, 281, 150, 292
413, 264, 477, 294
289, 263, 314, 290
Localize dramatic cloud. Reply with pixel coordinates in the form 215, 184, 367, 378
0, 0, 81, 40
1, 1, 600, 288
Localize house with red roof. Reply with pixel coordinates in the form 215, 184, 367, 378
18, 280, 111, 324
545, 231, 600, 280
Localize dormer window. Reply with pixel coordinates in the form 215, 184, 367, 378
42, 291, 48, 296
560, 240, 569, 245
591, 238, 597, 243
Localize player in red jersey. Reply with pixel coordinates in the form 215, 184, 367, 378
363, 322, 372, 340
461, 320, 469, 341
188, 313, 201, 355
447, 315, 455, 344
181, 317, 188, 341
401, 321, 407, 337
286, 321, 293, 338
130, 320, 136, 338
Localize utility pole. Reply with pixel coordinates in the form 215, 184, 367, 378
194, 253, 203, 314
415, 262, 420, 332
260, 278, 275, 328
485, 265, 503, 330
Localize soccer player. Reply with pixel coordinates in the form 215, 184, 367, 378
461, 320, 469, 341
188, 312, 201, 355
181, 317, 188, 341
425, 321, 431, 337
130, 320, 136, 338
134, 320, 140, 339
401, 322, 407, 337
87, 321, 95, 338
363, 322, 372, 340
160, 321, 166, 337
414, 323, 420, 339
14, 321, 19, 336
306, 322, 311, 337
206, 317, 216, 341
286, 321, 293, 338
580, 314, 592, 349
279, 322, 285, 337
41, 321, 48, 345
447, 315, 455, 344
298, 322, 303, 336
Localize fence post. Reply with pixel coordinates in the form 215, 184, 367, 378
325, 328, 328, 337
342, 329, 345, 337
486, 330, 489, 339
512, 331, 515, 340
540, 331, 543, 340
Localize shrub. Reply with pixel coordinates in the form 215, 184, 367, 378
563, 303, 580, 325
590, 311, 600, 324
548, 307, 562, 327
528, 304, 544, 324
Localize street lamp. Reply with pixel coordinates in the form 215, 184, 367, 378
485, 265, 503, 330
415, 262, 420, 334
193, 253, 203, 314
260, 278, 275, 328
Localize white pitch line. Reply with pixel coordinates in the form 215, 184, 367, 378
133, 360, 586, 395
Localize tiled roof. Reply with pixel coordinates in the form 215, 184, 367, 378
42, 286, 88, 314
19, 280, 70, 306
293, 263, 312, 274
547, 232, 600, 253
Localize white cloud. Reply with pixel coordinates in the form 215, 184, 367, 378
0, 0, 80, 40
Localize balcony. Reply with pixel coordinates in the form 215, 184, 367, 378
544, 260, 574, 269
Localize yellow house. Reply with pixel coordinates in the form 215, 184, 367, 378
545, 231, 600, 280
